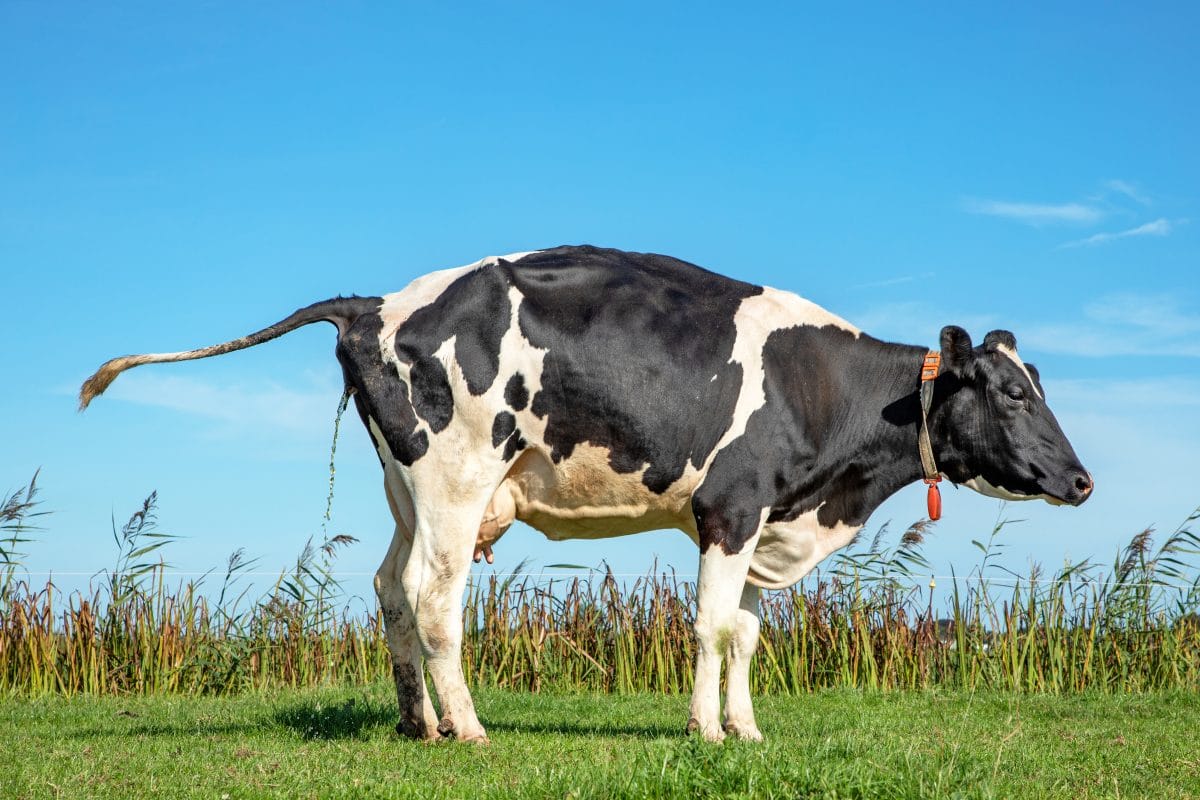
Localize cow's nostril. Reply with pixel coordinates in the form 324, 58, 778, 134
1074, 472, 1094, 496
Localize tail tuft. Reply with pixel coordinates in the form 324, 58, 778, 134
79, 356, 146, 411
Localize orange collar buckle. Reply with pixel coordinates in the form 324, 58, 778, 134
921, 352, 941, 383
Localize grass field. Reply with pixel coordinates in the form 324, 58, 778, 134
5, 683, 1198, 799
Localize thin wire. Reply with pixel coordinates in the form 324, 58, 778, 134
10, 570, 1199, 589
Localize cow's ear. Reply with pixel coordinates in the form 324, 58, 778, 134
983, 329, 1017, 353
940, 325, 975, 376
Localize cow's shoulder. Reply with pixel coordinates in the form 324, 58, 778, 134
693, 316, 881, 552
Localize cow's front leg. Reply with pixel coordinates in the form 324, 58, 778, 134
687, 509, 763, 743
722, 583, 763, 741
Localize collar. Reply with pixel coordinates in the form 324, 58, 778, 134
918, 352, 943, 520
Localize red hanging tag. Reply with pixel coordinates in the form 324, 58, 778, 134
925, 478, 942, 521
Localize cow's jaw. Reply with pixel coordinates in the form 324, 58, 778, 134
963, 475, 1064, 505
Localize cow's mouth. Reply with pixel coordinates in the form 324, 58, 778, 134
963, 475, 1041, 502
965, 468, 1093, 507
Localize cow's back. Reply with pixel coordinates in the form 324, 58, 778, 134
499, 246, 764, 495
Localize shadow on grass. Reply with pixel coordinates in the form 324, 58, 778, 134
59, 699, 683, 742
60, 698, 394, 741
273, 696, 678, 741
65, 720, 262, 739
482, 717, 681, 738
274, 697, 397, 740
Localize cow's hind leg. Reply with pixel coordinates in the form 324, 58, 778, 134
687, 516, 762, 743
402, 484, 496, 743
722, 583, 763, 741
377, 479, 440, 740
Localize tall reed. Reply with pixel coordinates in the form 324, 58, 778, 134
1, 474, 1197, 697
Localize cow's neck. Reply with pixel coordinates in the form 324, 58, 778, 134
766, 333, 935, 529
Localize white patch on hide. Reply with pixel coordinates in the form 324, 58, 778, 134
746, 507, 862, 589
757, 285, 861, 336
964, 475, 1060, 504
995, 343, 1043, 400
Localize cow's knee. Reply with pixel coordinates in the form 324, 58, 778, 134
417, 614, 455, 656
694, 610, 736, 655
727, 595, 760, 661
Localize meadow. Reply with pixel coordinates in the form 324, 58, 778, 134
3, 474, 1200, 797
6, 684, 1199, 798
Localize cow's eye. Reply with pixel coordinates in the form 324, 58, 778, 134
1005, 386, 1025, 403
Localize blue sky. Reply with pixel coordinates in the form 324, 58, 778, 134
3, 3, 1198, 603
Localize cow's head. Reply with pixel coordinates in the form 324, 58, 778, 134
934, 326, 1093, 506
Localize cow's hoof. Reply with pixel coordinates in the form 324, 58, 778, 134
458, 732, 491, 745
685, 717, 725, 743
724, 722, 763, 742
395, 719, 441, 741
436, 717, 490, 744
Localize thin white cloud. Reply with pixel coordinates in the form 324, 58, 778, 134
1047, 376, 1200, 410
966, 181, 1163, 232
104, 372, 345, 435
851, 272, 935, 290
845, 300, 1001, 344
853, 293, 1200, 360
1103, 179, 1152, 206
1084, 293, 1200, 338
1058, 218, 1172, 249
1019, 293, 1200, 358
964, 198, 1104, 225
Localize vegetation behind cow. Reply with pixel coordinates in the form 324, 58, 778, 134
2, 474, 1199, 697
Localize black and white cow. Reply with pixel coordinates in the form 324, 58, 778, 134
80, 245, 1092, 742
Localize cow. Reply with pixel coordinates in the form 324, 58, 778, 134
79, 245, 1092, 743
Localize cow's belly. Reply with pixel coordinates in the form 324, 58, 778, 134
478, 444, 701, 546
747, 510, 862, 590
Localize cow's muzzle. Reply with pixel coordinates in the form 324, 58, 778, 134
1063, 470, 1094, 506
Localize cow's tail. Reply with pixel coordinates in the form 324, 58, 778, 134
78, 295, 380, 411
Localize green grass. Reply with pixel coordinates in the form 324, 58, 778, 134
4, 685, 1198, 799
